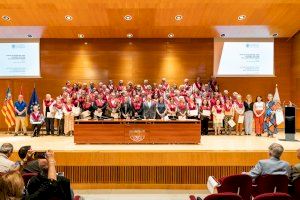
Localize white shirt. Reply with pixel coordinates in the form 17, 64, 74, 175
0, 153, 18, 173
254, 102, 265, 111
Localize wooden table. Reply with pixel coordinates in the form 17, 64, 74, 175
74, 119, 201, 144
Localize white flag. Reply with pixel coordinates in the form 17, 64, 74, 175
273, 84, 280, 103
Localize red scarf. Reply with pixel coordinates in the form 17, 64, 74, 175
31, 112, 41, 122
44, 99, 53, 107
65, 104, 73, 112
214, 105, 223, 114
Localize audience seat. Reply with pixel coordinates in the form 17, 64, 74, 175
22, 173, 38, 186
216, 174, 252, 200
253, 192, 293, 200
252, 175, 289, 197
204, 192, 243, 200
290, 177, 300, 200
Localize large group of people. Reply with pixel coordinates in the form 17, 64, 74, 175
13, 77, 280, 137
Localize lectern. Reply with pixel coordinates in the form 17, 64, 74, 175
284, 106, 295, 141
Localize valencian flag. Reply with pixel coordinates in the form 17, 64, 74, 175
28, 86, 40, 114
1, 87, 16, 128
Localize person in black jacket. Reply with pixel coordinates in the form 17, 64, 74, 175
120, 96, 133, 119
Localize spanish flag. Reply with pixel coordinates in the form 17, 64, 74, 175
1, 87, 16, 128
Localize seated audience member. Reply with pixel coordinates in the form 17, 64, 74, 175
18, 146, 48, 175
245, 143, 290, 180
0, 143, 19, 173
290, 148, 300, 182
30, 105, 45, 137
0, 171, 24, 200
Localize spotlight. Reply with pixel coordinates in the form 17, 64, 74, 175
124, 15, 132, 21
65, 15, 73, 21
175, 15, 183, 21
237, 15, 246, 21
84, 42, 88, 45
168, 33, 174, 38
1, 15, 10, 21
272, 33, 278, 37
78, 33, 84, 38
220, 33, 226, 37
127, 33, 133, 38
27, 34, 33, 38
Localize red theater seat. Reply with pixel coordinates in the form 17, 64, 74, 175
252, 175, 289, 197
253, 193, 293, 200
204, 193, 243, 200
217, 174, 252, 200
22, 173, 38, 186
290, 177, 300, 200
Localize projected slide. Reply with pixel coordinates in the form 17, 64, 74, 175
0, 42, 40, 78
214, 39, 274, 77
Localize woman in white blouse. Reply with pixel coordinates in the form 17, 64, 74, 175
233, 94, 245, 135
253, 96, 265, 136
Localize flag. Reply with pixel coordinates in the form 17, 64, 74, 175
27, 86, 40, 114
1, 87, 16, 128
273, 84, 280, 103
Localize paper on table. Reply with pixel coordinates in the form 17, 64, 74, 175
238, 115, 244, 123
178, 116, 186, 120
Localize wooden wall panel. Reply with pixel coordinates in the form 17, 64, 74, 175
0, 38, 294, 130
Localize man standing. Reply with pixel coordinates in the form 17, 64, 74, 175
14, 94, 27, 136
143, 95, 156, 119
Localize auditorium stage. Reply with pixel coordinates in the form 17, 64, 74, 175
2, 132, 299, 190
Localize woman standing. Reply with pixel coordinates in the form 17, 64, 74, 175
51, 97, 64, 135
187, 95, 199, 119
223, 99, 234, 135
212, 99, 224, 135
63, 98, 75, 136
233, 94, 245, 135
43, 94, 54, 135
156, 96, 167, 119
167, 99, 177, 118
253, 96, 265, 136
177, 96, 187, 120
200, 99, 211, 135
264, 93, 278, 137
244, 94, 254, 135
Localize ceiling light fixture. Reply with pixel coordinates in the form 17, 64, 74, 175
168, 33, 174, 38
2, 15, 10, 21
127, 33, 133, 38
27, 34, 33, 38
237, 15, 246, 21
124, 15, 132, 21
65, 15, 73, 21
78, 33, 84, 38
175, 15, 183, 21
84, 42, 88, 45
272, 33, 278, 37
220, 33, 226, 37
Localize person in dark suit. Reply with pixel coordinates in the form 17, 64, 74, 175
132, 95, 143, 119
120, 96, 133, 119
143, 95, 156, 119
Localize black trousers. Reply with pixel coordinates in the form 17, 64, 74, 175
45, 118, 55, 134
32, 124, 42, 136
57, 119, 64, 135
201, 116, 209, 135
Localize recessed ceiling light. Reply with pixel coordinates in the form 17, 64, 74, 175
272, 33, 278, 37
175, 15, 183, 21
168, 33, 174, 38
2, 15, 10, 21
220, 33, 226, 37
127, 33, 133, 38
84, 42, 88, 45
27, 34, 33, 38
65, 15, 73, 21
124, 15, 132, 21
237, 15, 246, 21
78, 33, 84, 38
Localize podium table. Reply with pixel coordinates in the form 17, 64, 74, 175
74, 119, 201, 144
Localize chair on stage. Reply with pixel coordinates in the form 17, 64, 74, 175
290, 177, 300, 200
253, 193, 293, 200
22, 172, 38, 186
252, 175, 289, 197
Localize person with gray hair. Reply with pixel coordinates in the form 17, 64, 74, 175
0, 143, 20, 173
245, 143, 290, 180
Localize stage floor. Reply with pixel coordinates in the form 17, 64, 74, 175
1, 131, 299, 152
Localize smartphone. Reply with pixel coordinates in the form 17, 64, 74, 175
34, 151, 46, 159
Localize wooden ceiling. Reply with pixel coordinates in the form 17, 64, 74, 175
0, 0, 299, 38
